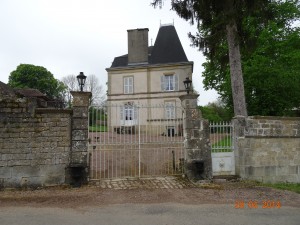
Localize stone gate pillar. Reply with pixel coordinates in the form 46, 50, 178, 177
69, 91, 91, 186
232, 116, 246, 176
180, 94, 212, 181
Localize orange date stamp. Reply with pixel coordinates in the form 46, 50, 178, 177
235, 200, 281, 209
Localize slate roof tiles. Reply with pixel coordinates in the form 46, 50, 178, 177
110, 25, 189, 68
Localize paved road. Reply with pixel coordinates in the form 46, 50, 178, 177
1, 204, 299, 225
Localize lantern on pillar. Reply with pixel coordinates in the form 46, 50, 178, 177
77, 72, 87, 92
183, 77, 192, 94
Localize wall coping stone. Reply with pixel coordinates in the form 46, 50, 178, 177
248, 116, 300, 121
35, 108, 73, 114
179, 93, 199, 102
245, 135, 300, 139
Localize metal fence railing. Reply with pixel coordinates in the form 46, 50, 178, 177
209, 121, 234, 153
88, 104, 185, 180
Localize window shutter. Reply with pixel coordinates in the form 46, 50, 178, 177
123, 78, 126, 94
129, 77, 133, 93
124, 77, 128, 94
161, 76, 165, 91
174, 75, 178, 91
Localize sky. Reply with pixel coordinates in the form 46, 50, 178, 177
0, 0, 218, 105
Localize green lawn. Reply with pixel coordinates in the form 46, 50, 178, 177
259, 182, 300, 194
89, 125, 108, 132
212, 136, 233, 152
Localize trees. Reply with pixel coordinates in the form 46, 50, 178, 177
84, 74, 106, 106
152, 0, 300, 117
61, 75, 78, 108
199, 100, 233, 122
8, 64, 66, 99
202, 1, 300, 116
61, 74, 105, 106
152, 0, 268, 116
244, 26, 300, 116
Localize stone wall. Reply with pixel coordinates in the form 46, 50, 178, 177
235, 116, 300, 183
0, 97, 72, 188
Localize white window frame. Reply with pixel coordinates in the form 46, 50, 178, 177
120, 102, 137, 126
165, 75, 174, 91
161, 74, 178, 92
124, 76, 133, 94
124, 104, 134, 121
165, 101, 176, 120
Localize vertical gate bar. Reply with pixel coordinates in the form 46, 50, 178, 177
94, 108, 98, 179
100, 150, 103, 180
231, 122, 234, 151
215, 122, 219, 151
118, 149, 120, 178
130, 146, 133, 177
225, 121, 227, 152
115, 150, 117, 179
217, 121, 220, 151
110, 150, 112, 179
226, 122, 228, 151
95, 147, 97, 180
107, 150, 109, 179
209, 122, 212, 151
215, 122, 217, 151
110, 149, 115, 178
221, 122, 223, 151
138, 105, 141, 178
104, 151, 106, 179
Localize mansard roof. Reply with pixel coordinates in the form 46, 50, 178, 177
150, 25, 188, 64
110, 25, 189, 68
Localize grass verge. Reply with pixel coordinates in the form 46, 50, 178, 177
258, 182, 300, 194
89, 125, 108, 132
211, 136, 233, 153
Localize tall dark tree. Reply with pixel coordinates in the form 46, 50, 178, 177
8, 64, 66, 99
202, 0, 300, 116
152, 0, 277, 117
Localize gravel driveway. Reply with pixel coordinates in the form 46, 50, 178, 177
0, 177, 299, 209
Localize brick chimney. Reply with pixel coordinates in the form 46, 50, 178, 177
127, 28, 149, 65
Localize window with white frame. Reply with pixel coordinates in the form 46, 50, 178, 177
165, 101, 176, 119
161, 74, 178, 91
124, 104, 134, 120
120, 103, 136, 121
124, 76, 133, 94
